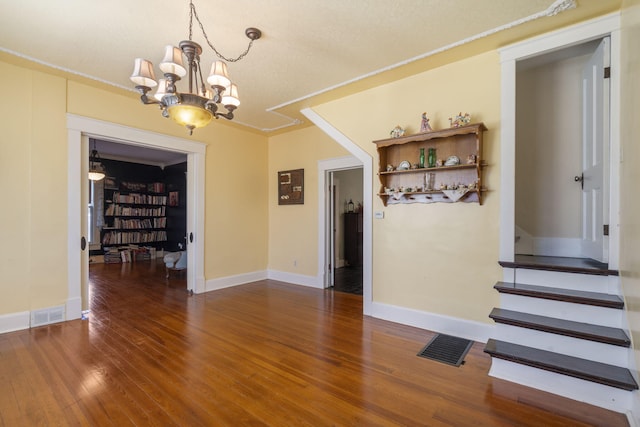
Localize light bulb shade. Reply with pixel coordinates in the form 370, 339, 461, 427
207, 61, 230, 88
88, 162, 106, 181
130, 58, 158, 87
222, 83, 240, 107
159, 45, 187, 77
166, 94, 213, 130
88, 170, 106, 181
154, 79, 168, 101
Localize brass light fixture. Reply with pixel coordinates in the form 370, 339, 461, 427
88, 140, 106, 181
130, 0, 261, 135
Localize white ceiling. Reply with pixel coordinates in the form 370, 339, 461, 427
92, 139, 187, 167
2, 0, 620, 137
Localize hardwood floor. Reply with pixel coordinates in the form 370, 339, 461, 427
0, 260, 628, 426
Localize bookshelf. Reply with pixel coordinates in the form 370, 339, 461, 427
101, 180, 168, 248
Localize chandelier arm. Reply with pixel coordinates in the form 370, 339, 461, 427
135, 86, 163, 106
189, 1, 258, 63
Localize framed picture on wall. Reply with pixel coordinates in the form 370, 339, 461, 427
169, 191, 179, 207
278, 169, 304, 205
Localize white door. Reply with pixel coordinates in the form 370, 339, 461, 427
580, 37, 610, 263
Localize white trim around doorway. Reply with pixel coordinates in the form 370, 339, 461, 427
66, 115, 207, 319
498, 13, 621, 271
301, 108, 373, 316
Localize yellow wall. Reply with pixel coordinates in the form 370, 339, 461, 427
619, 0, 640, 376
268, 126, 348, 276
313, 52, 502, 322
0, 62, 68, 314
0, 58, 269, 316
204, 125, 269, 278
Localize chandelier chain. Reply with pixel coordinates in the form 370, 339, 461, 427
189, 1, 256, 63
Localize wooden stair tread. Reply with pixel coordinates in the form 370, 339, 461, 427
489, 308, 630, 347
494, 282, 624, 309
499, 255, 618, 276
484, 339, 638, 391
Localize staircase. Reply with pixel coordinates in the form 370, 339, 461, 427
484, 256, 638, 414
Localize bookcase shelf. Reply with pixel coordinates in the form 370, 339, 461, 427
101, 182, 167, 248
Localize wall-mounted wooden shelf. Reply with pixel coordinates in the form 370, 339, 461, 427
373, 123, 487, 206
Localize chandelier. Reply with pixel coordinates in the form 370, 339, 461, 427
88, 140, 106, 181
130, 1, 261, 135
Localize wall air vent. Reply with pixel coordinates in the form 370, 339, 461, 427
30, 305, 65, 327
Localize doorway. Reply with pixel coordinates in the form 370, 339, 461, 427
498, 14, 621, 271
87, 139, 189, 283
66, 115, 207, 319
514, 38, 608, 262
330, 168, 364, 295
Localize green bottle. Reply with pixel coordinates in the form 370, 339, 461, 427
428, 148, 436, 168
419, 148, 425, 168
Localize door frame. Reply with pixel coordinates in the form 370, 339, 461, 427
318, 157, 362, 285
498, 13, 621, 271
66, 114, 207, 319
309, 106, 373, 316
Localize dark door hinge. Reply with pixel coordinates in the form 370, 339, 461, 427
604, 67, 611, 79
604, 224, 609, 236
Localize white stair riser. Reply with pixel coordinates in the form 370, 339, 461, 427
488, 358, 632, 414
494, 324, 629, 366
514, 269, 619, 294
499, 294, 625, 328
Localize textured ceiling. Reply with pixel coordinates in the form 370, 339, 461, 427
0, 0, 621, 134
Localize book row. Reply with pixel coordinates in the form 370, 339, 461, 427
105, 205, 166, 217
102, 230, 167, 245
111, 192, 168, 205
112, 217, 166, 229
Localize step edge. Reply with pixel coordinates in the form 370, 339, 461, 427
498, 260, 618, 276
484, 339, 638, 391
489, 308, 631, 347
494, 282, 624, 309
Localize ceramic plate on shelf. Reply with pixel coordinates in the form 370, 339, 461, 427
444, 156, 460, 166
397, 160, 411, 170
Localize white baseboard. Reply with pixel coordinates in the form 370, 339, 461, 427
369, 301, 493, 343
0, 311, 30, 334
533, 237, 581, 257
268, 270, 323, 288
205, 270, 268, 292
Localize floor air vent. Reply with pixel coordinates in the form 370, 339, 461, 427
417, 334, 474, 367
31, 305, 65, 327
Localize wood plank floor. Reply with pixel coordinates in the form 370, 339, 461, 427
0, 260, 629, 426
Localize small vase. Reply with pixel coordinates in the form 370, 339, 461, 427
419, 148, 425, 168
428, 148, 436, 168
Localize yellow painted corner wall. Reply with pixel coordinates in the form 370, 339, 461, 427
268, 126, 349, 276
0, 61, 68, 313
313, 51, 502, 323
204, 125, 268, 278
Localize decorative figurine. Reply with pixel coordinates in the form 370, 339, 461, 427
390, 125, 405, 138
466, 154, 477, 164
449, 112, 471, 128
420, 112, 433, 132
